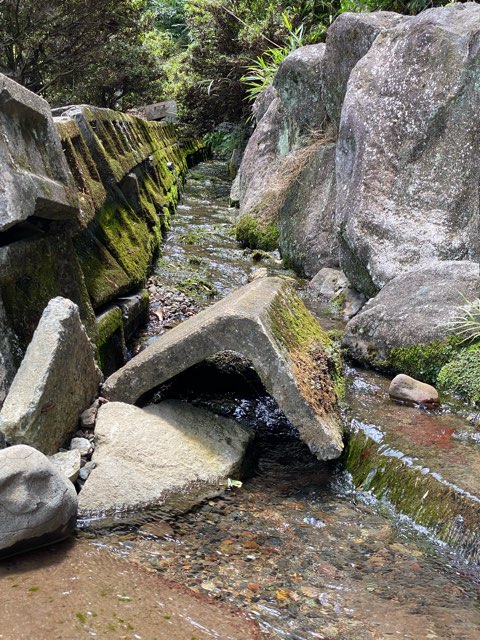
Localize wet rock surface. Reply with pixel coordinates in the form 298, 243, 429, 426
78, 400, 254, 520
0, 445, 77, 558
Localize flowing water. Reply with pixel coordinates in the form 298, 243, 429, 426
3, 161, 479, 639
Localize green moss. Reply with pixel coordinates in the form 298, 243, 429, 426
269, 284, 344, 411
178, 229, 208, 245
235, 215, 279, 251
177, 277, 218, 299
345, 424, 480, 550
95, 306, 126, 375
437, 343, 480, 404
383, 336, 462, 384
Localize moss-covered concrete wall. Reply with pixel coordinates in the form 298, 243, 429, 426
0, 91, 204, 402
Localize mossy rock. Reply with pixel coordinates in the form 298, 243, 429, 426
437, 343, 480, 405
235, 215, 279, 251
95, 306, 127, 376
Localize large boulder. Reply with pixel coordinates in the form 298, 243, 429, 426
343, 261, 480, 381
321, 11, 406, 131
78, 400, 253, 519
234, 44, 340, 271
337, 3, 480, 297
103, 277, 344, 460
0, 445, 78, 559
0, 297, 102, 455
273, 43, 327, 149
0, 73, 78, 233
277, 141, 337, 277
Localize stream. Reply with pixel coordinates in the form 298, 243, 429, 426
2, 161, 479, 639
95, 161, 480, 638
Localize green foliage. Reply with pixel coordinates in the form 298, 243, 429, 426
437, 343, 480, 405
339, 0, 452, 14
0, 0, 161, 109
447, 295, 480, 343
235, 215, 279, 251
241, 13, 305, 102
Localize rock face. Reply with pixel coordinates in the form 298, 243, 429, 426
337, 3, 480, 296
103, 277, 344, 460
273, 43, 327, 150
0, 445, 78, 559
306, 268, 366, 320
277, 141, 337, 277
321, 11, 406, 131
0, 74, 78, 233
234, 43, 340, 273
343, 261, 480, 379
0, 297, 102, 455
389, 374, 440, 407
78, 400, 253, 518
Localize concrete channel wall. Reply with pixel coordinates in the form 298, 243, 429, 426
0, 74, 205, 404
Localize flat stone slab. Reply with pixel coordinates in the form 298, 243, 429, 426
0, 540, 261, 640
103, 277, 344, 460
0, 297, 102, 455
78, 400, 253, 520
0, 73, 78, 233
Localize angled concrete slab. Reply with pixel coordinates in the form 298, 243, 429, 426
103, 277, 344, 460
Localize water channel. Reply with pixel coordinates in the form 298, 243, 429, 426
2, 160, 479, 639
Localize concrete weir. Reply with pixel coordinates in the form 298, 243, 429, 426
103, 277, 344, 460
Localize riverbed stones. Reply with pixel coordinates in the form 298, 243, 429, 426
103, 277, 344, 460
0, 297, 102, 455
0, 73, 78, 233
389, 374, 440, 407
343, 261, 480, 379
78, 400, 253, 518
336, 3, 480, 296
0, 445, 78, 559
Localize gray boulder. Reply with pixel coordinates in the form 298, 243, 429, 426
252, 85, 278, 123
321, 11, 406, 130
48, 449, 81, 483
343, 261, 480, 378
234, 96, 284, 218
0, 297, 102, 455
274, 43, 327, 149
78, 400, 253, 519
0, 74, 78, 233
0, 445, 77, 558
103, 277, 344, 460
337, 4, 480, 297
278, 141, 337, 277
306, 267, 366, 320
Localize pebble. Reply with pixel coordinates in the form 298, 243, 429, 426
70, 437, 94, 456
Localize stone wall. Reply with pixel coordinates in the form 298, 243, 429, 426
0, 75, 204, 405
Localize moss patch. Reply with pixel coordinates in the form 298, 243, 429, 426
345, 424, 480, 554
379, 336, 462, 384
437, 343, 480, 405
95, 306, 126, 375
268, 284, 344, 414
235, 215, 279, 251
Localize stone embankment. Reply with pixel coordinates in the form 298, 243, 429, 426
234, 3, 480, 395
0, 73, 204, 410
